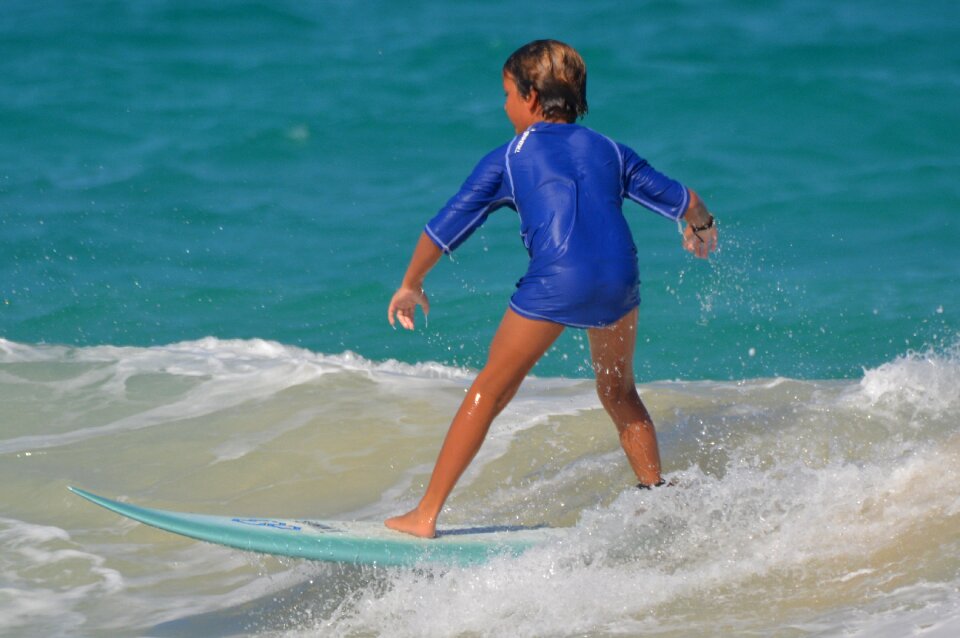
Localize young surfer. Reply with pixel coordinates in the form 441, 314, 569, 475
386, 39, 718, 538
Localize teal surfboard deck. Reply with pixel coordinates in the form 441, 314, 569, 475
69, 487, 554, 567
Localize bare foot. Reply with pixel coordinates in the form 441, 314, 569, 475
385, 508, 437, 539
636, 478, 675, 490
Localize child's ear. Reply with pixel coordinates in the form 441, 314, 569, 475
524, 89, 540, 113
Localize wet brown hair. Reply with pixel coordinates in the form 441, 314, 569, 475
502, 39, 588, 123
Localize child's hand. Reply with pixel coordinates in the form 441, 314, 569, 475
388, 286, 430, 330
682, 223, 718, 259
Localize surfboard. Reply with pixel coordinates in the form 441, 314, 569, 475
69, 487, 555, 567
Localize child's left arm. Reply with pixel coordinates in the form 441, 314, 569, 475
618, 144, 718, 259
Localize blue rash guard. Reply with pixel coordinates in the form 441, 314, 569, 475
425, 122, 689, 328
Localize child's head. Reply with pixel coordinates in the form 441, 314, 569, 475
502, 40, 588, 124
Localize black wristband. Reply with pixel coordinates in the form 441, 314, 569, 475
690, 216, 714, 233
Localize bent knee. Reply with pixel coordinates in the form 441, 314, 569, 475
594, 371, 638, 405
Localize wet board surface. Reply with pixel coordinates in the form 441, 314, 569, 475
69, 487, 556, 567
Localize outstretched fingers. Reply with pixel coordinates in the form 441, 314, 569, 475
388, 287, 429, 330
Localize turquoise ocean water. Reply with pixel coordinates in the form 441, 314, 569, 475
2, 1, 959, 636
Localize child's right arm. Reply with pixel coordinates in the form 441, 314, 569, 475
387, 231, 442, 330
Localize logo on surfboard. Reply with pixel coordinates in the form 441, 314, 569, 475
230, 518, 344, 534
231, 518, 302, 532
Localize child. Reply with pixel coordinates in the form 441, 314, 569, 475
385, 40, 717, 538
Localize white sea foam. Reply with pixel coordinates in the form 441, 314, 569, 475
852, 341, 960, 422
0, 337, 478, 455
89, 546, 312, 633
276, 345, 960, 638
3, 339, 959, 636
0, 517, 124, 637
293, 434, 960, 638
0, 337, 473, 380
810, 581, 960, 638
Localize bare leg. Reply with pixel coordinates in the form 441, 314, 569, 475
587, 308, 663, 486
386, 309, 564, 538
